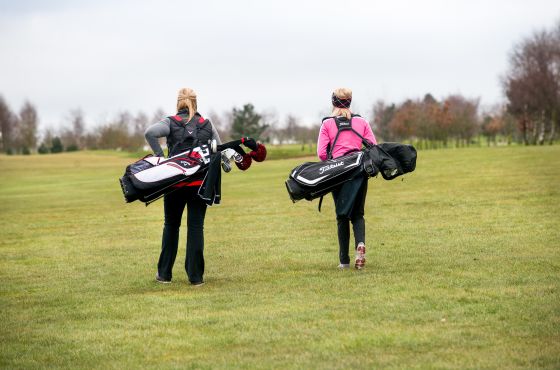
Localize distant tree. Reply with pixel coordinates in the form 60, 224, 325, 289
98, 112, 134, 150
66, 109, 86, 149
151, 108, 166, 124
37, 128, 54, 154
443, 95, 480, 146
389, 100, 418, 140
503, 21, 560, 145
208, 109, 229, 140
230, 104, 268, 140
60, 127, 76, 151
259, 109, 279, 143
0, 95, 16, 153
129, 111, 149, 150
19, 101, 38, 153
82, 132, 100, 150
372, 100, 396, 141
285, 114, 299, 143
37, 142, 49, 154
481, 114, 502, 146
51, 137, 64, 153
376, 93, 480, 148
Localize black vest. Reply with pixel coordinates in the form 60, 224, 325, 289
167, 112, 213, 157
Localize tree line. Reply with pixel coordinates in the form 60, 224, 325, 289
0, 99, 319, 154
1, 20, 558, 154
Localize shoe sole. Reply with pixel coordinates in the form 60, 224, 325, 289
155, 274, 171, 284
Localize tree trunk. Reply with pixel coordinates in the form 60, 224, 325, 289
531, 120, 538, 145
521, 119, 529, 145
537, 121, 545, 145
549, 110, 557, 145
537, 111, 546, 145
549, 121, 556, 145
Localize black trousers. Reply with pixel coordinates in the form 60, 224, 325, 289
332, 175, 368, 264
158, 186, 207, 283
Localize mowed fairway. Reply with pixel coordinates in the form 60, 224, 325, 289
0, 146, 559, 369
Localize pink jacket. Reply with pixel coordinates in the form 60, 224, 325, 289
317, 116, 377, 161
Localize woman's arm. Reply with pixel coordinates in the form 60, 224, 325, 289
317, 122, 331, 161
144, 119, 171, 157
209, 121, 222, 145
362, 119, 377, 146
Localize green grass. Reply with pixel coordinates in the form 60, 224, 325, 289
0, 146, 559, 369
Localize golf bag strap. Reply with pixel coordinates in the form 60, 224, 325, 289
327, 115, 372, 160
327, 117, 350, 159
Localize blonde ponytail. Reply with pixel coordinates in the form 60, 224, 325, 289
176, 88, 197, 120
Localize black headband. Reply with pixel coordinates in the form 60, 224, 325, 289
332, 93, 351, 109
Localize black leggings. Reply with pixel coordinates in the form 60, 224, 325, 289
158, 186, 207, 283
332, 175, 368, 264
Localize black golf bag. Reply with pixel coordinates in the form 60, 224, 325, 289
119, 138, 266, 205
285, 116, 417, 204
119, 143, 214, 204
285, 151, 372, 202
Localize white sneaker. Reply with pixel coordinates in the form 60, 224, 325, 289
355, 243, 366, 269
338, 263, 350, 270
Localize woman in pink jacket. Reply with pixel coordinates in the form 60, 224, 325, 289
317, 88, 377, 270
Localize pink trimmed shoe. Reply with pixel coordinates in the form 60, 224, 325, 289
355, 242, 366, 269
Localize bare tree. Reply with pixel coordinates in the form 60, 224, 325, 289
130, 111, 149, 149
98, 111, 133, 150
259, 109, 279, 143
285, 114, 299, 143
503, 21, 560, 145
444, 95, 480, 146
207, 109, 231, 141
372, 100, 396, 142
0, 95, 16, 153
149, 108, 165, 124
59, 109, 86, 150
70, 109, 85, 148
19, 101, 38, 153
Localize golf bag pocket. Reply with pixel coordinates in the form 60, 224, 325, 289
379, 142, 417, 174
286, 151, 365, 202
125, 155, 160, 175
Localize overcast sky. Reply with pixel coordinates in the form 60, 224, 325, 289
0, 0, 559, 130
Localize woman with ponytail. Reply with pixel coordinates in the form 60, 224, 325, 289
144, 88, 222, 286
317, 88, 377, 270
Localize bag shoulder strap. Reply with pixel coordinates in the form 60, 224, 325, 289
327, 116, 372, 159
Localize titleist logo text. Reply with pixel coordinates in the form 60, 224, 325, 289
319, 161, 343, 174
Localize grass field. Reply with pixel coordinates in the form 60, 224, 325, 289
0, 145, 559, 369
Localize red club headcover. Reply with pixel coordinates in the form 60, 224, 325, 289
235, 153, 252, 171
249, 143, 267, 162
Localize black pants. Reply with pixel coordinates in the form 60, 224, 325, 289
158, 186, 207, 283
332, 175, 368, 264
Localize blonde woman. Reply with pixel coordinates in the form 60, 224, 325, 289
144, 88, 221, 286
317, 88, 377, 269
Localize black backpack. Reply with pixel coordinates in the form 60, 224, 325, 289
167, 114, 213, 157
